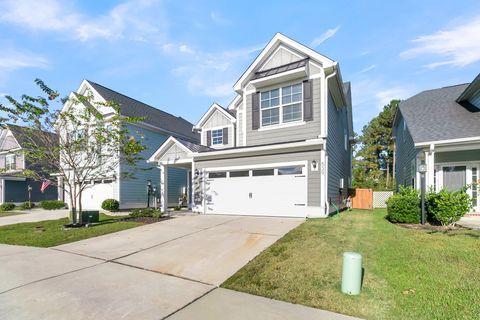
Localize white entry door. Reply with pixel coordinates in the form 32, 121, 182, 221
205, 165, 307, 217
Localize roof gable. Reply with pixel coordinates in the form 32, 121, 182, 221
194, 103, 236, 130
233, 33, 335, 93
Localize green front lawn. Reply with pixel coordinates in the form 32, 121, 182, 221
223, 209, 480, 320
0, 214, 143, 247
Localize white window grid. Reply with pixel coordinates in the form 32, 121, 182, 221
260, 83, 303, 127
212, 129, 223, 145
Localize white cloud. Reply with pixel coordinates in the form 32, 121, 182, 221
0, 0, 165, 42
0, 49, 48, 71
168, 44, 263, 98
357, 64, 376, 74
0, 0, 79, 32
310, 26, 340, 48
401, 15, 480, 68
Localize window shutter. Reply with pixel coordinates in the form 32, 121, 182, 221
252, 92, 260, 130
303, 80, 313, 121
0, 155, 4, 169
206, 130, 211, 147
223, 127, 228, 145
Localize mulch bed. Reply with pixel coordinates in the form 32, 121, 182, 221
121, 216, 171, 224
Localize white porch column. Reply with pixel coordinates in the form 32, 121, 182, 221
57, 176, 64, 202
424, 145, 435, 190
160, 164, 168, 213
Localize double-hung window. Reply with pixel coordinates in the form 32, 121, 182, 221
260, 83, 302, 127
5, 154, 15, 171
211, 129, 223, 145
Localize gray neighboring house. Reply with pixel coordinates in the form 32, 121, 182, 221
393, 73, 480, 213
148, 33, 353, 218
0, 124, 58, 204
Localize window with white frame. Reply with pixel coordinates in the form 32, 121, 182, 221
260, 83, 302, 127
211, 129, 223, 145
5, 154, 15, 170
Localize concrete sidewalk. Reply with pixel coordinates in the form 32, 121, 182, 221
0, 209, 69, 226
458, 216, 480, 230
167, 288, 361, 320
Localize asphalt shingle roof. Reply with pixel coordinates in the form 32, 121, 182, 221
176, 137, 213, 153
6, 124, 58, 149
87, 81, 199, 142
399, 83, 480, 144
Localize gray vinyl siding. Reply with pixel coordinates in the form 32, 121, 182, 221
119, 124, 187, 208
260, 47, 304, 71
326, 92, 351, 212
159, 144, 189, 163
245, 78, 321, 146
195, 150, 321, 206
436, 150, 480, 163
394, 113, 419, 190
1, 135, 20, 150
201, 110, 234, 149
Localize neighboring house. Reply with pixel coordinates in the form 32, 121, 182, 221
0, 124, 58, 204
393, 73, 480, 213
148, 33, 353, 217
60, 80, 199, 210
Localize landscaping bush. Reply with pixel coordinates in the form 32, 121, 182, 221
40, 200, 66, 210
101, 199, 119, 212
386, 186, 420, 223
0, 203, 15, 211
19, 202, 35, 210
426, 189, 472, 226
130, 208, 163, 218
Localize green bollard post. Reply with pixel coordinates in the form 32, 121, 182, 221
341, 252, 362, 295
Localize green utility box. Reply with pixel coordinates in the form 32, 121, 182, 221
82, 210, 99, 224
341, 252, 363, 295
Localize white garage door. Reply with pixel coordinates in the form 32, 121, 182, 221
205, 164, 307, 217
80, 180, 115, 210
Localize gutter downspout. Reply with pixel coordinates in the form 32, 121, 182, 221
322, 64, 338, 216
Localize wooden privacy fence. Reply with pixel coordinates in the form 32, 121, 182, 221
351, 189, 394, 209
351, 188, 373, 209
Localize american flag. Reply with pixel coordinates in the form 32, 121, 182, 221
40, 179, 51, 193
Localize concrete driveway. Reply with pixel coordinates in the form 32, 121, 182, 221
0, 214, 360, 320
0, 209, 69, 226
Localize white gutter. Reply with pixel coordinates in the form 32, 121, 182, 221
415, 136, 480, 147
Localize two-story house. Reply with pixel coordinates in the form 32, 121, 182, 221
393, 73, 480, 214
148, 33, 353, 217
60, 80, 200, 210
0, 124, 58, 204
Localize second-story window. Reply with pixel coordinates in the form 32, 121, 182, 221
5, 154, 16, 171
212, 129, 223, 145
260, 83, 302, 127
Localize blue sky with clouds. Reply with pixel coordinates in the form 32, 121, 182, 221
1, 0, 479, 132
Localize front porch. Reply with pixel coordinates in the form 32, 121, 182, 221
417, 143, 479, 214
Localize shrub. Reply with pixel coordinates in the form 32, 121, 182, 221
40, 200, 66, 210
130, 208, 163, 218
19, 201, 35, 210
101, 199, 119, 212
0, 203, 15, 211
386, 186, 420, 223
426, 189, 472, 226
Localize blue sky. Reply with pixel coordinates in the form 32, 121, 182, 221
1, 0, 479, 132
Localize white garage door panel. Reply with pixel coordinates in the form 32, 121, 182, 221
205, 171, 307, 217
81, 183, 114, 210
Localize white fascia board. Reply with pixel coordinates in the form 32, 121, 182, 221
192, 138, 325, 159
194, 103, 236, 130
233, 33, 335, 93
147, 136, 193, 163
227, 94, 242, 111
415, 136, 480, 148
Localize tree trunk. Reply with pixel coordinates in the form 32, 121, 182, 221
78, 188, 83, 225
386, 161, 390, 188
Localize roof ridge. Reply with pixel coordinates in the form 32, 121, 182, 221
86, 80, 189, 123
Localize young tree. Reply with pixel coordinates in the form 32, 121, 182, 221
353, 99, 399, 190
0, 79, 146, 225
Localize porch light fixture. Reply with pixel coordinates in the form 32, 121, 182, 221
418, 164, 427, 225
311, 160, 317, 170
146, 180, 152, 208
